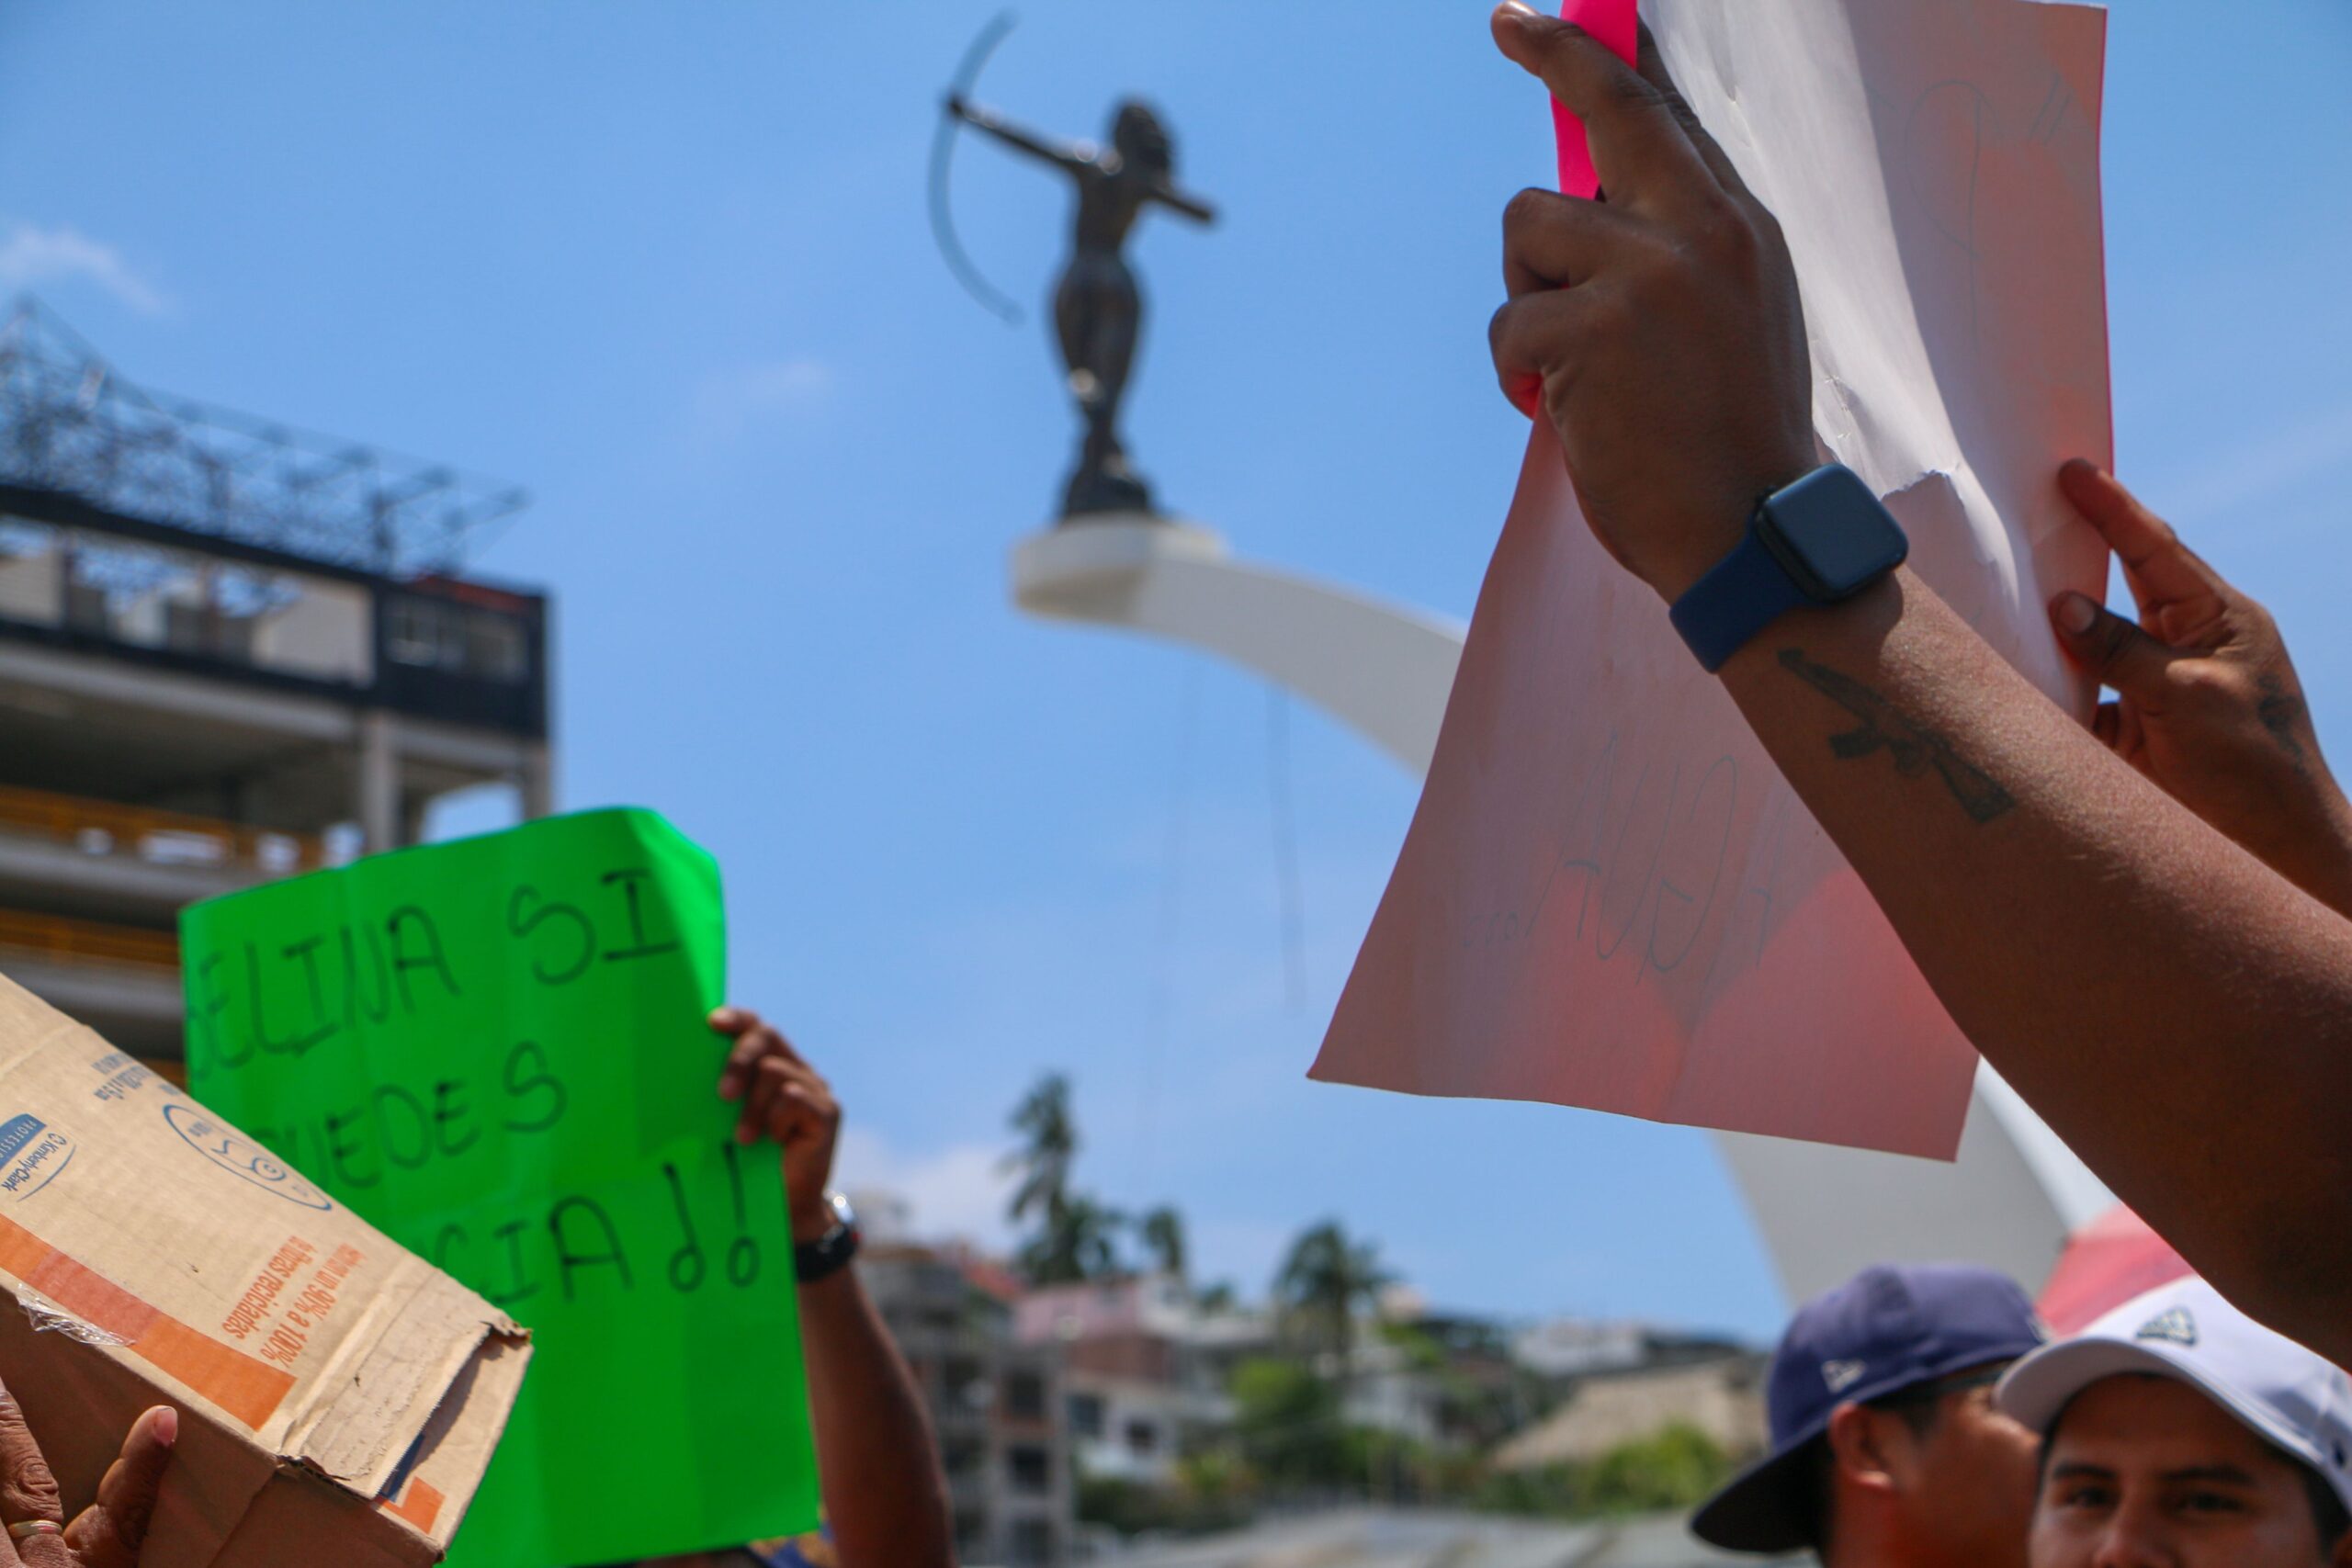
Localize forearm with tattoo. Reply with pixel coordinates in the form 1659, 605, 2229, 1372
1778, 649, 2017, 825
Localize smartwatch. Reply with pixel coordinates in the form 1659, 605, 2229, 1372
793, 1191, 861, 1285
1668, 464, 1909, 672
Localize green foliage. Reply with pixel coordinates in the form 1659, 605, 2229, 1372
1583, 1424, 1734, 1514
1075, 1456, 1256, 1540
1228, 1357, 1351, 1487
1476, 1425, 1736, 1521
1139, 1205, 1188, 1280
1003, 1073, 1076, 1226
1015, 1190, 1126, 1285
1175, 1449, 1257, 1510
1273, 1221, 1392, 1360
1003, 1076, 1208, 1288
1378, 1321, 1450, 1375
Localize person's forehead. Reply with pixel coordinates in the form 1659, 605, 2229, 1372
2051, 1374, 2289, 1477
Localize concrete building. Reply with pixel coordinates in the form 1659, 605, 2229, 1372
0, 300, 550, 1058
865, 1242, 1078, 1567
1019, 1275, 1274, 1485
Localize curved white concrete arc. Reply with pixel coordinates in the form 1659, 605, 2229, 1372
1012, 518, 1465, 776
1009, 515, 2109, 1305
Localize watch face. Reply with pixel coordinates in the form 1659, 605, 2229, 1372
1759, 464, 1909, 600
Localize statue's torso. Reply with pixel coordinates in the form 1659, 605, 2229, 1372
1070, 162, 1150, 255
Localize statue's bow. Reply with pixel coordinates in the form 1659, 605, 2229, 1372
930, 12, 1024, 326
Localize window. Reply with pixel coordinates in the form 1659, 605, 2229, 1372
387, 598, 447, 667
1003, 1370, 1046, 1421
1125, 1419, 1159, 1456
1006, 1444, 1051, 1495
389, 596, 531, 682
466, 611, 528, 681
1067, 1393, 1103, 1438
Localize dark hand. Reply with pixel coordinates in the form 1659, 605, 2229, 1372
0, 1386, 175, 1568
1486, 5, 1816, 603
2049, 461, 2352, 908
711, 1009, 842, 1244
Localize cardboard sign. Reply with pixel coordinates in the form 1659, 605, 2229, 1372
1314, 0, 2111, 1157
0, 975, 527, 1568
183, 809, 820, 1566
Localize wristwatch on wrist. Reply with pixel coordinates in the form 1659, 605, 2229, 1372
1668, 464, 1909, 672
793, 1190, 861, 1285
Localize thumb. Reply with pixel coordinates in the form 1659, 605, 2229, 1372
63, 1407, 175, 1568
2052, 592, 2176, 695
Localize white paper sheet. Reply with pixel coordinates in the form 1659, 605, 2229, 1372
1313, 0, 2111, 1158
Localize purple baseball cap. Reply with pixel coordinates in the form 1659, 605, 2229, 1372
1690, 1263, 2046, 1552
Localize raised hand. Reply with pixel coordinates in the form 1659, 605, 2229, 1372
1486, 5, 1816, 602
2047, 461, 2352, 912
711, 1008, 842, 1244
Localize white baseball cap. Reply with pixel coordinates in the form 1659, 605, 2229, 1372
1996, 1277, 2352, 1518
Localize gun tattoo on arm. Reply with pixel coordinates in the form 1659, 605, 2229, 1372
1778, 649, 2018, 825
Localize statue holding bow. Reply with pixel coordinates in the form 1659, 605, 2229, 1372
936, 31, 1217, 520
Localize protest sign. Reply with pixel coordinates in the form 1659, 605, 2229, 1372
1315, 0, 2112, 1157
182, 808, 819, 1566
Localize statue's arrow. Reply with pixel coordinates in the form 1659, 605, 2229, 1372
930, 12, 1025, 326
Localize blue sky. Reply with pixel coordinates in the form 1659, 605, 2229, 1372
4, 1, 2347, 1341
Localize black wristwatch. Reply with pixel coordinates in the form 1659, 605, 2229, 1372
793, 1191, 861, 1285
1668, 464, 1910, 671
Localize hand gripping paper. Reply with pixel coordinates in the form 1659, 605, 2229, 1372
1313, 0, 2111, 1159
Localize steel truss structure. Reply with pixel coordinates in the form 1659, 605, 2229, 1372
0, 298, 526, 578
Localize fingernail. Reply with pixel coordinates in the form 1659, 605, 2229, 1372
1498, 1, 1542, 26
153, 1407, 178, 1447
2053, 592, 2098, 635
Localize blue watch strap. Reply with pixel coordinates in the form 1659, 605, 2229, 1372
1668, 526, 1811, 673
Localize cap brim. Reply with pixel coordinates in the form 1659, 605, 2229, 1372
1690, 1438, 1821, 1553
1998, 1337, 2324, 1478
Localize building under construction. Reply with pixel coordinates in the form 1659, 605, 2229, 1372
0, 300, 552, 1060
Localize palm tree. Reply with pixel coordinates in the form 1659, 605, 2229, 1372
1003, 1073, 1077, 1228
1019, 1192, 1126, 1285
1274, 1221, 1392, 1366
1002, 1076, 1133, 1284
1139, 1205, 1188, 1281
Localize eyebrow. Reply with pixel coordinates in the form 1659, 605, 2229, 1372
2047, 1461, 2262, 1486
2049, 1462, 2115, 1483
2163, 1466, 2259, 1486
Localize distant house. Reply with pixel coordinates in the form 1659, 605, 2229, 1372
861, 1241, 1077, 1566
1490, 1356, 1769, 1472
1017, 1274, 1275, 1484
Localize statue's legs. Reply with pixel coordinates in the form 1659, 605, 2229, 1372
1053, 255, 1151, 517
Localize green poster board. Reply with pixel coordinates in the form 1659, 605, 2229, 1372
181, 808, 820, 1567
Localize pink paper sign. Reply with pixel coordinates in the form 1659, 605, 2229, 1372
1554, 0, 1641, 197
1313, 0, 2112, 1159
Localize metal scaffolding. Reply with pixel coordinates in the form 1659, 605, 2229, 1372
0, 297, 527, 579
